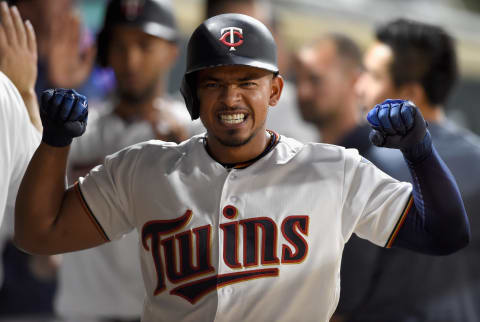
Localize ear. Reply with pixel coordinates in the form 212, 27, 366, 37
350, 69, 362, 88
268, 74, 284, 107
166, 43, 179, 65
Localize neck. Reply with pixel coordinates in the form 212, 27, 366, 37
206, 130, 271, 165
114, 81, 165, 121
115, 100, 155, 121
419, 104, 445, 123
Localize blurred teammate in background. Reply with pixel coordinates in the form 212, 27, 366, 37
336, 18, 480, 322
0, 1, 57, 316
295, 33, 366, 147
11, 0, 114, 103
2, 0, 111, 317
0, 1, 40, 244
10, 0, 96, 92
54, 1, 193, 321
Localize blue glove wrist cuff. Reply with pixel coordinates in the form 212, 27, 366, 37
42, 129, 73, 147
401, 130, 432, 164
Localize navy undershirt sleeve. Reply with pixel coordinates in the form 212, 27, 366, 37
392, 133, 470, 255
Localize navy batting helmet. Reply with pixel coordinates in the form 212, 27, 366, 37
180, 13, 279, 120
97, 0, 178, 67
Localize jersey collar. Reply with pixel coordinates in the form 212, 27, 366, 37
203, 130, 280, 170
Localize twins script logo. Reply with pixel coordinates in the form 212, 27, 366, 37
142, 208, 309, 304
219, 27, 244, 51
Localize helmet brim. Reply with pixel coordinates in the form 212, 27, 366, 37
186, 55, 278, 75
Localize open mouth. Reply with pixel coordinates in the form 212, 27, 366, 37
218, 113, 247, 125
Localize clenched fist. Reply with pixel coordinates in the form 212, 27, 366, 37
40, 88, 88, 147
367, 99, 432, 162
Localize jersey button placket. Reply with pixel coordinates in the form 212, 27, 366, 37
223, 286, 233, 295
217, 170, 243, 317
229, 168, 241, 180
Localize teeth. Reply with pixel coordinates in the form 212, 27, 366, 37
219, 113, 245, 124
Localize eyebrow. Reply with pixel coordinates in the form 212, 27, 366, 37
199, 73, 264, 82
200, 76, 221, 82
237, 74, 262, 81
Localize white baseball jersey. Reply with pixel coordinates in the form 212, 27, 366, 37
77, 134, 412, 322
56, 96, 198, 319
0, 71, 41, 284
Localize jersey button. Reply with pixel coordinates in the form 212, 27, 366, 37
224, 287, 233, 295
230, 174, 237, 180
230, 196, 238, 202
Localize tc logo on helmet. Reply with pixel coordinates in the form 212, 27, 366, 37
219, 27, 244, 51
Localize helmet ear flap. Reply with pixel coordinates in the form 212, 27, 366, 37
180, 74, 200, 120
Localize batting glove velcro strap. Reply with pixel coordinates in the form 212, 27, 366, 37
40, 88, 88, 147
400, 130, 433, 164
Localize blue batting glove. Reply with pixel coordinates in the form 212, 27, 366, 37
367, 99, 432, 162
40, 88, 88, 147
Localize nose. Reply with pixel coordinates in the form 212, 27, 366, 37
355, 73, 367, 98
125, 46, 142, 72
219, 84, 242, 108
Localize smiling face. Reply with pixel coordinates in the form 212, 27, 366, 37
196, 65, 283, 158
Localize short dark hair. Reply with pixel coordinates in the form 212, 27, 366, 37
326, 33, 363, 73
207, 0, 256, 18
205, 0, 274, 28
376, 18, 458, 105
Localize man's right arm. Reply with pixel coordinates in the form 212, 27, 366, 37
367, 99, 470, 254
14, 89, 107, 255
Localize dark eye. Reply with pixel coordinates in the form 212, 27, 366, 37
309, 75, 322, 86
205, 82, 219, 89
240, 82, 257, 88
139, 40, 154, 51
109, 40, 124, 52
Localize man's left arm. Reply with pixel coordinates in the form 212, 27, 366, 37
367, 99, 470, 255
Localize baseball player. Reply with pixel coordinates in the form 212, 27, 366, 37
15, 14, 469, 322
0, 1, 41, 283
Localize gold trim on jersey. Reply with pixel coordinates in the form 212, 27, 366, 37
385, 194, 414, 248
74, 181, 110, 242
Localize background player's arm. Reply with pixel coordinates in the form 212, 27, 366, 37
0, 2, 42, 131
15, 89, 107, 255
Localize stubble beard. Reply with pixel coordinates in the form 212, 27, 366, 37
118, 78, 159, 105
212, 119, 265, 148
299, 101, 336, 128
214, 129, 256, 147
